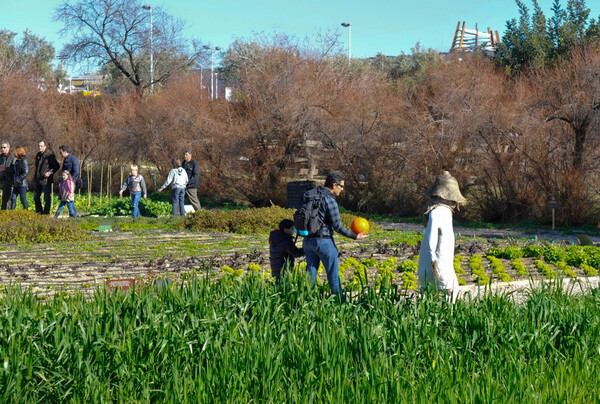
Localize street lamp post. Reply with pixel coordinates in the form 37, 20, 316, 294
203, 45, 221, 99
142, 4, 153, 93
341, 22, 351, 62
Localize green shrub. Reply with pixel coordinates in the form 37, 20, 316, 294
503, 245, 524, 260
498, 272, 513, 282
510, 259, 528, 276
487, 255, 507, 275
534, 260, 557, 279
486, 247, 504, 258
554, 261, 577, 278
389, 231, 422, 247
0, 210, 84, 243
183, 206, 372, 235
375, 260, 396, 289
469, 254, 490, 285
453, 255, 466, 274
346, 263, 369, 291
360, 258, 379, 267
184, 206, 294, 233
580, 264, 598, 277
564, 246, 588, 267
582, 247, 600, 269
401, 271, 417, 290
543, 246, 567, 264
523, 245, 544, 258
397, 260, 418, 273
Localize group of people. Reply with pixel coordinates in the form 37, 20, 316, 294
269, 170, 467, 303
0, 140, 80, 217
0, 140, 204, 219
119, 150, 202, 217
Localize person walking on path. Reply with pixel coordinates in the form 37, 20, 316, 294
182, 150, 201, 211
418, 171, 467, 304
302, 171, 368, 296
119, 164, 147, 218
157, 158, 188, 216
0, 141, 15, 210
54, 170, 78, 218
58, 145, 80, 185
33, 140, 60, 214
10, 146, 28, 210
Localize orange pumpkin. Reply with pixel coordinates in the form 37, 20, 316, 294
351, 217, 370, 234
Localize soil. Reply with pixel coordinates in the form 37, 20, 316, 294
0, 224, 598, 299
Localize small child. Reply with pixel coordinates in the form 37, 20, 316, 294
269, 219, 304, 284
119, 164, 147, 218
54, 170, 78, 218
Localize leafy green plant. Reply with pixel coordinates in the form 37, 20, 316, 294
564, 246, 588, 267
580, 264, 598, 277
523, 245, 544, 258
534, 259, 557, 279
510, 259, 528, 276
453, 255, 466, 274
401, 271, 418, 290
397, 259, 418, 273
543, 246, 567, 264
554, 261, 577, 278
389, 231, 422, 247
469, 254, 490, 285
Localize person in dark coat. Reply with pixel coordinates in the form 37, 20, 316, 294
182, 150, 201, 211
269, 219, 304, 284
0, 141, 16, 210
58, 145, 80, 183
10, 146, 28, 210
33, 140, 60, 214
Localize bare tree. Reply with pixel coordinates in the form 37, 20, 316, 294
55, 0, 198, 91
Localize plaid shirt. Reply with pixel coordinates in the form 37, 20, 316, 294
318, 186, 356, 239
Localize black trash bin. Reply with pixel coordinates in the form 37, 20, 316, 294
286, 180, 316, 209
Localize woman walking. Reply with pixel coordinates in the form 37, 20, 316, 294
10, 146, 28, 210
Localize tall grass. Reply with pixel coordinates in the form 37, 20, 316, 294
1, 276, 599, 402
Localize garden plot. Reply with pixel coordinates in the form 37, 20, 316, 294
0, 227, 599, 297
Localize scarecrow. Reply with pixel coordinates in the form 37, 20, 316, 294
418, 171, 467, 303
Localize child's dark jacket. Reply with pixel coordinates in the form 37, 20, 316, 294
269, 230, 304, 271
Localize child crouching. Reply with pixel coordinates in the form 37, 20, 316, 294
269, 219, 304, 284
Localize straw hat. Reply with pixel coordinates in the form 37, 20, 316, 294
426, 171, 467, 205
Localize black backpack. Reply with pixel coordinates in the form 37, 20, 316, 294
294, 187, 326, 237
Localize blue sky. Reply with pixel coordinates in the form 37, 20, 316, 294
0, 0, 590, 73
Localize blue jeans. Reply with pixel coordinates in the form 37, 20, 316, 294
55, 201, 78, 217
10, 186, 28, 210
303, 237, 342, 295
171, 187, 185, 215
131, 192, 141, 218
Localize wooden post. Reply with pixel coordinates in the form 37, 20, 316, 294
107, 163, 111, 200
100, 162, 104, 201
88, 164, 91, 207
450, 21, 461, 51
458, 21, 466, 51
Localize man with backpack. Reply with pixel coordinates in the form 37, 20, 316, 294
297, 171, 368, 296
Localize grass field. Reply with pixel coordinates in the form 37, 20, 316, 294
1, 275, 599, 402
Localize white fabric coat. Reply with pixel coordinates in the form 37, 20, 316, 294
418, 205, 459, 302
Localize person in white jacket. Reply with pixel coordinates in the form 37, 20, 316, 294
418, 171, 466, 303
157, 158, 189, 215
